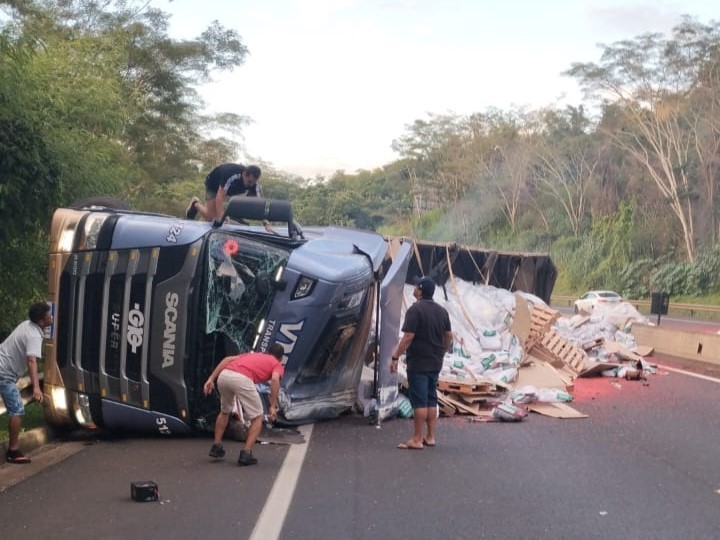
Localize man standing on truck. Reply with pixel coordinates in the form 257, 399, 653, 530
203, 343, 285, 466
186, 163, 262, 222
0, 302, 52, 464
391, 277, 452, 450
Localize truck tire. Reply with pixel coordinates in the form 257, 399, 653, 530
68, 196, 131, 211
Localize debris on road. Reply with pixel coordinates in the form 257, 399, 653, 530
360, 278, 657, 422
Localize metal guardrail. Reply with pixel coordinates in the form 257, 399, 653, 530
551, 295, 720, 318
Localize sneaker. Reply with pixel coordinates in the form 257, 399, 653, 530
208, 443, 225, 459
237, 449, 257, 466
6, 449, 31, 464
185, 196, 200, 220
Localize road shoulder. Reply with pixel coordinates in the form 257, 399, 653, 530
0, 437, 87, 493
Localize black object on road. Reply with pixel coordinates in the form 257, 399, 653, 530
131, 481, 159, 502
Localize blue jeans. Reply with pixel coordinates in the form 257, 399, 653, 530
0, 379, 24, 416
407, 371, 439, 408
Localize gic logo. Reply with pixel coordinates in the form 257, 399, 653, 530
126, 303, 145, 354
162, 292, 179, 368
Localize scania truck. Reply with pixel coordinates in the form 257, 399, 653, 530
43, 196, 556, 435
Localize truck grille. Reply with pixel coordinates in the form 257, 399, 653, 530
57, 248, 160, 409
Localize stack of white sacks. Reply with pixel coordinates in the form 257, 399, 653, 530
399, 279, 528, 387
555, 302, 649, 350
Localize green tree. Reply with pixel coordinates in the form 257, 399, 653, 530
531, 107, 597, 237
2, 0, 250, 202
0, 1, 251, 332
566, 17, 720, 261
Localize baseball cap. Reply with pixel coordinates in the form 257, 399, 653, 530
413, 276, 436, 298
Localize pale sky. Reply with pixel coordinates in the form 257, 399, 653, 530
163, 0, 717, 178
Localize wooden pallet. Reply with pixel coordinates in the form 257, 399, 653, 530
524, 303, 560, 350
437, 379, 501, 396
434, 376, 505, 417
437, 391, 484, 416
436, 392, 457, 416
457, 393, 492, 404
532, 330, 587, 374
531, 303, 560, 332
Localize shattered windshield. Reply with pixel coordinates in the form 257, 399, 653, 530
205, 232, 289, 351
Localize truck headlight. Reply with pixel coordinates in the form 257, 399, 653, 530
51, 387, 68, 411
77, 213, 110, 250
292, 276, 316, 299
74, 393, 96, 428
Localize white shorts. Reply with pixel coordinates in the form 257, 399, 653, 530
217, 370, 263, 420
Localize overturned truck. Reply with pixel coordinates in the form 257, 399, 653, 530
43, 197, 556, 435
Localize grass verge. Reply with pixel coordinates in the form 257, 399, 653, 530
0, 402, 46, 442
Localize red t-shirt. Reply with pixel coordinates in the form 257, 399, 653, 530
225, 352, 284, 383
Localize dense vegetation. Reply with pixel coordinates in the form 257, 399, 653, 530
2, 1, 720, 336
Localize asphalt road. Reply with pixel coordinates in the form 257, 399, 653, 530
1, 351, 720, 540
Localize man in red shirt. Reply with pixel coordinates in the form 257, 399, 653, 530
203, 343, 285, 466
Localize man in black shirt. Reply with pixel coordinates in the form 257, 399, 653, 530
186, 163, 262, 221
391, 276, 452, 449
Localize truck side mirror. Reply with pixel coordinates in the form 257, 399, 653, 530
224, 198, 292, 225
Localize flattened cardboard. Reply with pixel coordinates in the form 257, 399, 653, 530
512, 294, 532, 347
528, 402, 588, 418
515, 356, 571, 390
578, 360, 621, 378
604, 341, 643, 361
633, 345, 654, 357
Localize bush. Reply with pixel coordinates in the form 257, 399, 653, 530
0, 401, 46, 442
0, 232, 48, 339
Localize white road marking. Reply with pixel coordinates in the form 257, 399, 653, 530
249, 423, 314, 540
658, 365, 720, 384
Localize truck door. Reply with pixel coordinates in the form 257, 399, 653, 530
375, 239, 413, 422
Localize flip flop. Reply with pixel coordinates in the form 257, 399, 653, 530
397, 442, 424, 450
422, 439, 436, 447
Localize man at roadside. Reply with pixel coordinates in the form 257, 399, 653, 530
203, 343, 285, 466
391, 277, 452, 450
0, 302, 52, 464
186, 163, 262, 222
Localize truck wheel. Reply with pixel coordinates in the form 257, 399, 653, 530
68, 196, 131, 211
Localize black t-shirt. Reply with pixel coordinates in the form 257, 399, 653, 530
204, 163, 261, 197
402, 298, 451, 373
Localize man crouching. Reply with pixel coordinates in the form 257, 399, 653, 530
203, 343, 285, 466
